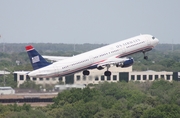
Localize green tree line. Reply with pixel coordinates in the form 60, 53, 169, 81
1, 80, 180, 118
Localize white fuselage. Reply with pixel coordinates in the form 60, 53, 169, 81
28, 34, 159, 77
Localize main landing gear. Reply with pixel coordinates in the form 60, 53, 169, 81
104, 64, 111, 76
83, 70, 90, 76
83, 65, 112, 76
104, 71, 111, 76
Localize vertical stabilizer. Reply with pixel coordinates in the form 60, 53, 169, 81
25, 45, 51, 70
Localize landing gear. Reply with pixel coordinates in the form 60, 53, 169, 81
104, 64, 111, 76
104, 71, 111, 76
83, 70, 90, 76
144, 56, 148, 60
143, 51, 148, 60
97, 66, 104, 70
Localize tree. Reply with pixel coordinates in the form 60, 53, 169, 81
94, 109, 123, 118
141, 104, 180, 118
4, 110, 47, 118
19, 80, 40, 90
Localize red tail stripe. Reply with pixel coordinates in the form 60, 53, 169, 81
25, 45, 34, 51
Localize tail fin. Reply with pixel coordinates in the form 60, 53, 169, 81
25, 45, 51, 70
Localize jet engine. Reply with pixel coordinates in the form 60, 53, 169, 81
116, 57, 134, 68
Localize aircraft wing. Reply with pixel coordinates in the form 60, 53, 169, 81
97, 56, 134, 68
42, 55, 70, 62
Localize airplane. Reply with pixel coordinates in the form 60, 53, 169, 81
26, 34, 159, 78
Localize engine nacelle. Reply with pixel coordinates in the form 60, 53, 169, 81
97, 66, 104, 70
116, 57, 134, 68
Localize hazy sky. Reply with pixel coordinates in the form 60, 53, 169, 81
0, 0, 180, 44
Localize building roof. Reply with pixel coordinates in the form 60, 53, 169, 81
0, 71, 10, 75
13, 71, 30, 75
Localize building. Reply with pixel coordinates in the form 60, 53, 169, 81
0, 70, 10, 76
128, 70, 172, 81
14, 66, 132, 87
14, 66, 174, 87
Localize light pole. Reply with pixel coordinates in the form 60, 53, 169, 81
3, 68, 10, 87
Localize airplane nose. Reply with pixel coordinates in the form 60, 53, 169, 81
156, 38, 159, 44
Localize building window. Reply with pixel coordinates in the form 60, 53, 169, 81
161, 75, 164, 79
46, 78, 49, 81
143, 75, 147, 80
20, 75, 24, 80
39, 78, 43, 81
167, 75, 171, 80
101, 76, 105, 81
33, 78, 36, 81
113, 75, 117, 80
89, 76, 92, 81
14, 73, 17, 82
26, 75, 30, 81
107, 76, 111, 81
155, 75, 158, 80
76, 75, 80, 81
95, 76, 99, 81
59, 77, 63, 81
137, 75, 141, 80
131, 75, 135, 80
149, 75, 153, 80
83, 76, 86, 81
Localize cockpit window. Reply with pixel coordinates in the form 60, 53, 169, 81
152, 36, 155, 39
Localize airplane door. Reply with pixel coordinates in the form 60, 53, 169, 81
121, 45, 126, 54
146, 36, 151, 46
89, 55, 94, 64
54, 65, 61, 76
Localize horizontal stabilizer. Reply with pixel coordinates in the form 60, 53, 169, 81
42, 55, 70, 61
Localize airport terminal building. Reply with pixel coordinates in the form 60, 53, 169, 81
14, 66, 175, 87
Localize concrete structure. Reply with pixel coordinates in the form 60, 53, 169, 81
14, 66, 174, 87
14, 66, 132, 87
0, 87, 15, 95
0, 70, 11, 86
14, 71, 60, 87
128, 70, 173, 82
0, 70, 10, 76
54, 84, 86, 92
74, 66, 132, 85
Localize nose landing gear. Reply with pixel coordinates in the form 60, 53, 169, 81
143, 52, 148, 60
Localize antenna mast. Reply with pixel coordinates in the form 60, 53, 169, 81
172, 39, 174, 52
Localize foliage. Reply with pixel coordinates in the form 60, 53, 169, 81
47, 81, 180, 118
19, 80, 40, 90
0, 81, 180, 117
141, 104, 180, 118
4, 110, 47, 118
0, 103, 33, 118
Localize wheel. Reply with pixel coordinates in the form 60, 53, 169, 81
144, 56, 148, 60
104, 71, 111, 76
83, 70, 90, 75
